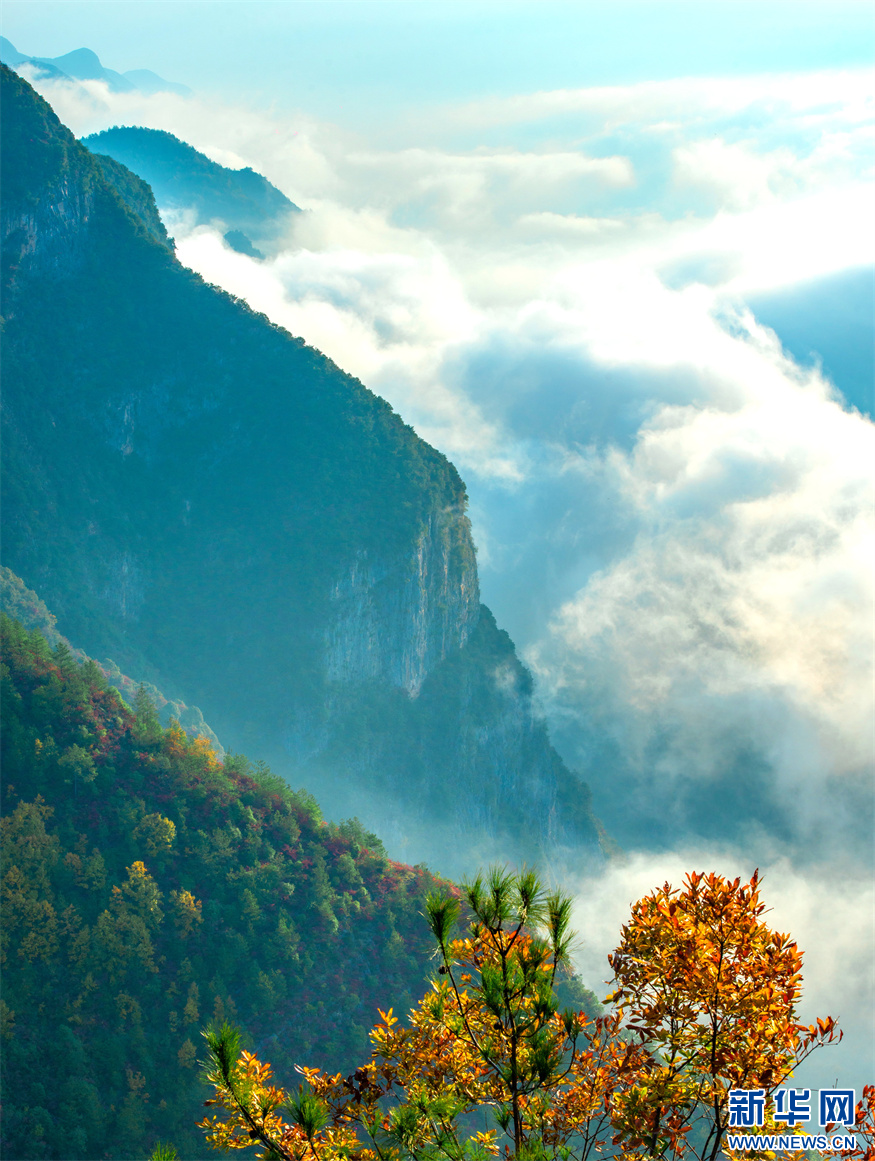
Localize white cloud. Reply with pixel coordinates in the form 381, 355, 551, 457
30, 64, 874, 291
672, 138, 799, 211
516, 212, 626, 237
432, 69, 875, 139
525, 308, 873, 844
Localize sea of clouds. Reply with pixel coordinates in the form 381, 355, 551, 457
24, 62, 875, 1085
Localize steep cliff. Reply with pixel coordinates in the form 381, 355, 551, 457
314, 607, 607, 874
0, 67, 606, 877
324, 512, 480, 696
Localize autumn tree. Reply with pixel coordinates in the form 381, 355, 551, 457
828, 1086, 875, 1161
607, 870, 841, 1161
198, 868, 643, 1161
392, 867, 642, 1160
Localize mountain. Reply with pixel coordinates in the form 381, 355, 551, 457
0, 611, 451, 1159
83, 125, 300, 255
0, 36, 190, 95
0, 65, 609, 880
90, 151, 177, 252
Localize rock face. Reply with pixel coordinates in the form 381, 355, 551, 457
0, 66, 607, 878
1, 84, 93, 275
314, 606, 608, 876
325, 514, 480, 696
2, 178, 89, 274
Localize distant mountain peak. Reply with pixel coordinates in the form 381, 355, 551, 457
121, 67, 188, 96
0, 36, 190, 95
82, 124, 300, 250
0, 36, 25, 65
45, 46, 105, 78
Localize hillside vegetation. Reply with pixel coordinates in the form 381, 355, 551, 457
82, 124, 299, 251
0, 613, 443, 1160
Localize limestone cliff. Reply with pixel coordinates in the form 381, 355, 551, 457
325, 512, 480, 696
0, 66, 608, 878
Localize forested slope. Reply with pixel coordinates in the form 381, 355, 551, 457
83, 124, 300, 250
0, 614, 443, 1160
0, 567, 222, 753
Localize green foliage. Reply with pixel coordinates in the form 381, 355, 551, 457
149, 1143, 181, 1161
428, 868, 581, 1155
0, 569, 224, 754
133, 684, 163, 744
0, 566, 60, 643
287, 1087, 330, 1139
0, 614, 447, 1160
91, 151, 174, 250
81, 124, 300, 243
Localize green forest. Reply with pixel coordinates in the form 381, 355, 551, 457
0, 613, 446, 1159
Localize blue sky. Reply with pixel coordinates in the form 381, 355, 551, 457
4, 0, 875, 125
5, 0, 874, 1087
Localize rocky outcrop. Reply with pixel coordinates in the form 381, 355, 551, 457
325, 511, 479, 695
1, 181, 91, 280
310, 606, 605, 878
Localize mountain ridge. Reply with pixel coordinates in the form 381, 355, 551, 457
0, 566, 223, 753
0, 64, 608, 879
0, 36, 190, 95
82, 125, 300, 255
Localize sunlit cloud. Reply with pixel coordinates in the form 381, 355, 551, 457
433, 69, 875, 138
